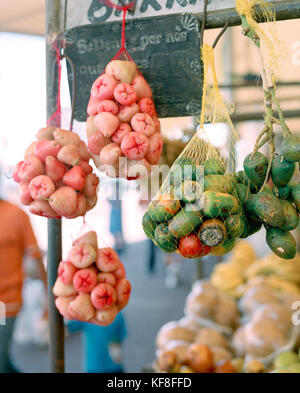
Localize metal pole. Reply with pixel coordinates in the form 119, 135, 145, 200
46, 0, 65, 373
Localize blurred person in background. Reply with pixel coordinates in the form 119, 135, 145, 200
0, 197, 47, 373
68, 312, 127, 373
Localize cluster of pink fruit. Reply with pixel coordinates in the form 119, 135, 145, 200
86, 60, 163, 179
54, 231, 131, 326
12, 127, 99, 218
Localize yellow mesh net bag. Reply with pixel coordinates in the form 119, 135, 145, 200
142, 43, 246, 259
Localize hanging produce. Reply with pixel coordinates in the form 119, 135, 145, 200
235, 0, 300, 259
53, 230, 131, 326
12, 127, 99, 218
86, 2, 163, 180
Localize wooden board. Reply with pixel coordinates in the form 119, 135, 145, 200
65, 14, 203, 121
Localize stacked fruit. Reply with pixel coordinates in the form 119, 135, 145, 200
236, 144, 300, 259
86, 60, 163, 179
12, 127, 99, 218
142, 156, 242, 258
53, 231, 131, 326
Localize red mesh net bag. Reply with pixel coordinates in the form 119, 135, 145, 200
86, 1, 163, 180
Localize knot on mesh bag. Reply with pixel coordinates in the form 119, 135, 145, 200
142, 42, 246, 259
86, 0, 163, 180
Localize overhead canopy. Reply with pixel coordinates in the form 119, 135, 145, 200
0, 0, 45, 36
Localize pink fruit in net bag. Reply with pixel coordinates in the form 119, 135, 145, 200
36, 126, 55, 141
53, 277, 77, 297
55, 296, 76, 320
45, 156, 66, 182
96, 247, 120, 272
118, 102, 139, 123
111, 123, 132, 144
114, 83, 137, 106
88, 131, 111, 155
83, 173, 99, 198
106, 60, 137, 84
113, 261, 126, 280
74, 231, 98, 249
34, 140, 61, 162
116, 278, 131, 310
78, 159, 93, 174
146, 132, 163, 164
19, 181, 33, 206
97, 272, 117, 286
68, 293, 95, 322
152, 116, 161, 132
73, 268, 97, 293
49, 186, 77, 216
91, 74, 118, 101
131, 113, 155, 137
99, 143, 122, 167
69, 243, 96, 268
96, 100, 119, 115
126, 158, 151, 180
87, 96, 102, 117
28, 175, 55, 200
53, 128, 80, 147
66, 193, 87, 219
24, 142, 37, 159
121, 132, 149, 160
95, 305, 118, 326
58, 261, 78, 285
57, 145, 80, 166
12, 161, 23, 183
90, 283, 117, 311
132, 75, 152, 100
29, 199, 58, 218
94, 112, 120, 138
86, 116, 99, 138
63, 166, 86, 191
79, 141, 91, 161
138, 97, 156, 117
86, 195, 97, 211
18, 156, 45, 183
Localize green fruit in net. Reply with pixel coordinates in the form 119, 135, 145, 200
272, 184, 291, 200
291, 183, 300, 212
142, 211, 157, 240
204, 158, 225, 175
147, 193, 181, 223
271, 155, 295, 186
278, 200, 299, 231
266, 227, 296, 259
280, 134, 300, 162
170, 157, 203, 186
235, 170, 249, 185
236, 183, 248, 203
199, 191, 239, 218
168, 204, 202, 238
198, 219, 226, 247
225, 214, 244, 238
175, 180, 203, 204
252, 188, 284, 227
243, 152, 269, 189
204, 174, 236, 194
154, 223, 178, 253
274, 352, 299, 370
211, 237, 235, 256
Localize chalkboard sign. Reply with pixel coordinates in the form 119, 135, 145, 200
64, 14, 202, 122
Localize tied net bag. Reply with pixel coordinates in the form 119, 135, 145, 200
86, 1, 163, 180
142, 44, 245, 259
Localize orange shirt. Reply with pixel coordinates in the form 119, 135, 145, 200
0, 200, 39, 317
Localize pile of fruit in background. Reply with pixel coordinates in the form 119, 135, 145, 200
152, 241, 300, 373
53, 230, 131, 326
12, 127, 99, 218
86, 60, 163, 180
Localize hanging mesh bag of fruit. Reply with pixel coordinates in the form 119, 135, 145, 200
142, 40, 245, 259
235, 0, 300, 260
86, 1, 163, 180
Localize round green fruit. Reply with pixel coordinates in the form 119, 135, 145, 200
266, 227, 296, 259
142, 211, 157, 240
204, 158, 225, 175
271, 155, 295, 187
252, 188, 284, 227
272, 184, 291, 200
278, 200, 299, 231
154, 223, 178, 253
243, 152, 269, 189
168, 204, 202, 238
280, 134, 300, 162
274, 352, 299, 370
